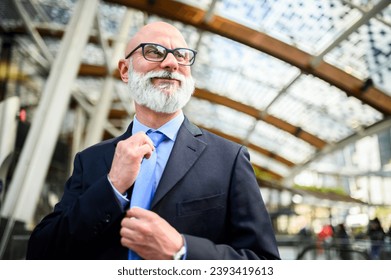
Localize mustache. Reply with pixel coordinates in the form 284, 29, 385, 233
145, 70, 185, 83
157, 71, 173, 79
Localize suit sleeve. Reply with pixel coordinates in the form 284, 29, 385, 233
184, 146, 280, 260
26, 152, 125, 259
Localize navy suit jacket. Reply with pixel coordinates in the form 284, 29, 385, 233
26, 118, 280, 260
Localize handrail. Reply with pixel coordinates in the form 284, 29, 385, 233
296, 242, 370, 260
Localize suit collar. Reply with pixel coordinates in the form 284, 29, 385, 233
132, 112, 185, 142
151, 118, 206, 208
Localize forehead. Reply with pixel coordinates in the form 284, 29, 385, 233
133, 24, 188, 48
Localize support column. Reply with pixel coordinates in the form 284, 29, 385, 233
83, 10, 133, 148
0, 0, 99, 258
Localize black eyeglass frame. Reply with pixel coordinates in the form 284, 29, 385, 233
125, 43, 197, 66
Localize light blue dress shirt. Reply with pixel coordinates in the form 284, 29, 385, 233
108, 112, 187, 259
109, 112, 184, 210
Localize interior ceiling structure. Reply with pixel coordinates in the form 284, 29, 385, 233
1, 0, 391, 183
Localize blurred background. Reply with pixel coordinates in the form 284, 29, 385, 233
0, 0, 391, 260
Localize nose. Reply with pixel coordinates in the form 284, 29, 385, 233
160, 52, 179, 71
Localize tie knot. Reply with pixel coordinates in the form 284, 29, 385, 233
147, 130, 167, 148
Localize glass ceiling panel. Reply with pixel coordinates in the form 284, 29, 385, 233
249, 121, 316, 165
98, 3, 133, 38
39, 0, 75, 25
378, 3, 391, 23
43, 37, 106, 66
271, 94, 353, 143
193, 66, 279, 111
248, 148, 291, 177
0, 0, 22, 28
193, 33, 299, 110
214, 0, 362, 55
268, 74, 383, 143
184, 98, 255, 139
325, 17, 391, 94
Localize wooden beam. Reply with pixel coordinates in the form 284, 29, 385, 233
253, 164, 282, 181
78, 64, 108, 76
201, 126, 294, 168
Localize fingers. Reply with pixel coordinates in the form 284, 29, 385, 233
120, 208, 183, 260
134, 132, 155, 160
120, 209, 152, 254
118, 131, 155, 160
120, 216, 143, 238
121, 208, 153, 235
120, 208, 152, 247
108, 132, 155, 193
125, 207, 156, 219
133, 131, 155, 153
120, 209, 179, 260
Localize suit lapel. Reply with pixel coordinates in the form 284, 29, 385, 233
151, 119, 206, 208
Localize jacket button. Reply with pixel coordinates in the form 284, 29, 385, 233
104, 214, 111, 223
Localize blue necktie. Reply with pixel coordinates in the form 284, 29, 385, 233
128, 130, 166, 260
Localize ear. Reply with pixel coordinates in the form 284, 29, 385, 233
118, 59, 129, 83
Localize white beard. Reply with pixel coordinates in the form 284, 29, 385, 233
127, 61, 195, 114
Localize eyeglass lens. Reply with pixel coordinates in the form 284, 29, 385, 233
143, 44, 195, 65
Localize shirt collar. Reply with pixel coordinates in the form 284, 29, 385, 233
132, 112, 184, 142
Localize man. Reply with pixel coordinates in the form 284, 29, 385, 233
26, 21, 280, 260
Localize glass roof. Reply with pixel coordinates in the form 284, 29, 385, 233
185, 98, 256, 139
249, 121, 316, 165
1, 0, 390, 180
216, 0, 362, 52
269, 74, 383, 142
193, 33, 300, 110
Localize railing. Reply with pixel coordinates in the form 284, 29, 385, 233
277, 235, 391, 260
296, 243, 370, 260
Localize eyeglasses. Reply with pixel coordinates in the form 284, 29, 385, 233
125, 43, 197, 66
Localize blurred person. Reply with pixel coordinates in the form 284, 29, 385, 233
334, 223, 350, 260
383, 225, 391, 259
367, 217, 385, 260
318, 224, 334, 244
25, 21, 280, 260
316, 224, 333, 256
298, 225, 313, 244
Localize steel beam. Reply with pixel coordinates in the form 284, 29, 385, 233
83, 9, 133, 148
0, 0, 99, 258
0, 96, 20, 211
14, 0, 53, 64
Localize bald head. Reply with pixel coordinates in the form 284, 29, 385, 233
125, 22, 188, 57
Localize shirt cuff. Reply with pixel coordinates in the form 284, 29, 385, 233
181, 234, 187, 260
107, 174, 129, 210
